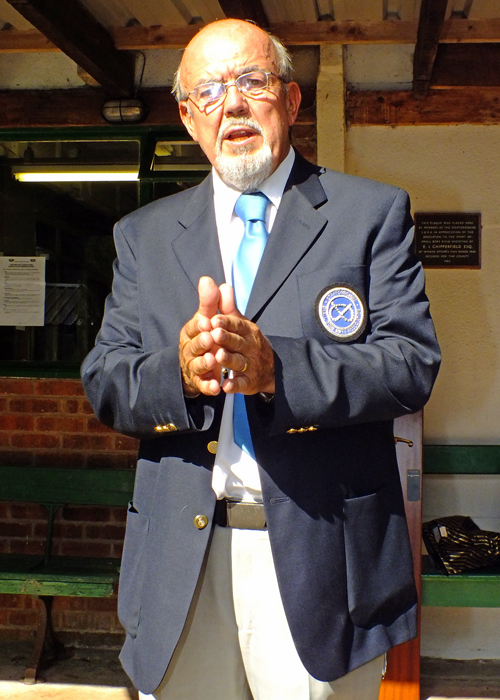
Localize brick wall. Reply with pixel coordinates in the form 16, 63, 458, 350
0, 377, 139, 646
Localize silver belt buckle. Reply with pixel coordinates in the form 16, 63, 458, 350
226, 502, 267, 530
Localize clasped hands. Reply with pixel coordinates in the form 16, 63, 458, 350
180, 276, 275, 398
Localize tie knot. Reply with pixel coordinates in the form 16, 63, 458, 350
235, 192, 269, 224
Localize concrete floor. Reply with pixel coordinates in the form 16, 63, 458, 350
1, 643, 500, 699
0, 643, 137, 699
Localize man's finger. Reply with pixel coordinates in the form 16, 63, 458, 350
218, 283, 240, 317
198, 276, 221, 319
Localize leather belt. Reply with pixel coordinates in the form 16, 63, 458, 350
214, 499, 267, 530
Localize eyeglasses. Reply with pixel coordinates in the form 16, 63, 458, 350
186, 70, 284, 113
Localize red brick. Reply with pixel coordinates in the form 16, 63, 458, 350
85, 597, 117, 612
0, 594, 30, 607
9, 610, 39, 627
10, 398, 59, 413
52, 522, 83, 539
10, 503, 46, 520
112, 542, 124, 558
79, 400, 95, 415
0, 610, 9, 625
0, 378, 34, 395
1, 522, 31, 537
86, 524, 125, 540
86, 416, 115, 433
0, 415, 34, 430
33, 522, 49, 537
11, 434, 59, 449
0, 398, 7, 412
9, 540, 44, 555
52, 597, 88, 612
35, 379, 85, 397
34, 452, 85, 468
0, 433, 11, 447
111, 507, 128, 523
0, 503, 10, 518
35, 415, 86, 432
61, 505, 111, 522
62, 434, 113, 451
62, 399, 79, 414
115, 435, 139, 451
0, 539, 9, 553
0, 451, 34, 466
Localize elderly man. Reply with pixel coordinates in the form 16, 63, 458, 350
81, 18, 440, 700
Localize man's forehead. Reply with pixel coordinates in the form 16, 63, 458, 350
181, 26, 276, 86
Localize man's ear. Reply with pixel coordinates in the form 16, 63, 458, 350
179, 101, 199, 142
285, 82, 301, 127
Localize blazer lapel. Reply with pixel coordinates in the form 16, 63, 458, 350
172, 174, 226, 290
245, 154, 328, 320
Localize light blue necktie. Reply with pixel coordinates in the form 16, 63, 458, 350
232, 192, 270, 458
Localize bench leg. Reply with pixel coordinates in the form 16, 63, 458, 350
24, 595, 66, 684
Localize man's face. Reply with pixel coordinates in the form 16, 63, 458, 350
178, 21, 301, 190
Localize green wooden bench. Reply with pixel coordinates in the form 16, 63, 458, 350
421, 445, 500, 607
0, 465, 135, 683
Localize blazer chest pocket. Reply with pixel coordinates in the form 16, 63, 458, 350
297, 265, 367, 344
117, 503, 150, 638
343, 488, 417, 629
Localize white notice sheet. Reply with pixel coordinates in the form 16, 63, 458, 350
0, 257, 46, 326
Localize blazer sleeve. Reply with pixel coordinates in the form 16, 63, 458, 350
81, 219, 217, 440
263, 188, 441, 434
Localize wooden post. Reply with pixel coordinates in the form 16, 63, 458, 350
379, 411, 423, 700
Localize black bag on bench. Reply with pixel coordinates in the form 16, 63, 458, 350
423, 515, 500, 575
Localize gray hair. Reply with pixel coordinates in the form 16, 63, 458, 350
171, 23, 294, 103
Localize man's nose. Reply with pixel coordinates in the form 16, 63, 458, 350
223, 84, 249, 115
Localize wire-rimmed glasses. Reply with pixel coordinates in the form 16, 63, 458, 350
186, 70, 284, 114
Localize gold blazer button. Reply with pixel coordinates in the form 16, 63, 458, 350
207, 441, 218, 454
194, 514, 209, 530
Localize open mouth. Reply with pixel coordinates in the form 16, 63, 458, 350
224, 128, 259, 143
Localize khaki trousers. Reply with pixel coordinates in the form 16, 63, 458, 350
139, 525, 384, 700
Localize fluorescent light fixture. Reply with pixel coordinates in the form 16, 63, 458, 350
12, 165, 139, 183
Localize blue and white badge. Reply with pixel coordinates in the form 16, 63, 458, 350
315, 284, 367, 342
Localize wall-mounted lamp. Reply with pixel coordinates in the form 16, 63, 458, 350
12, 165, 139, 182
102, 99, 147, 124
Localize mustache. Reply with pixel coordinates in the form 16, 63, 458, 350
216, 118, 263, 150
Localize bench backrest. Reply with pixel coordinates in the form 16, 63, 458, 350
424, 445, 500, 474
0, 466, 135, 507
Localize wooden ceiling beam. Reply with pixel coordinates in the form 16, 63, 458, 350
4, 18, 500, 53
431, 44, 500, 87
217, 0, 269, 27
413, 0, 449, 98
346, 87, 500, 126
0, 87, 315, 128
4, 0, 135, 96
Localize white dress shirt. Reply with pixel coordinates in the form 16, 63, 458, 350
210, 147, 296, 502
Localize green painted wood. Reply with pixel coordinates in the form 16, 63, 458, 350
0, 466, 135, 506
0, 580, 115, 596
421, 557, 500, 607
423, 445, 500, 474
0, 556, 120, 597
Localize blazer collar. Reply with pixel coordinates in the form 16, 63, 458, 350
171, 154, 329, 319
172, 173, 226, 291
245, 152, 328, 320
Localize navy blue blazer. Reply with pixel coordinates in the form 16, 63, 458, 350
81, 153, 440, 694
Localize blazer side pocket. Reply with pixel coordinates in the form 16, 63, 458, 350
343, 489, 417, 629
117, 502, 150, 638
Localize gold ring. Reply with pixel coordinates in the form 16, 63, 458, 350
241, 360, 248, 373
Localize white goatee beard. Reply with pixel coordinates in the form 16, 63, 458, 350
214, 119, 274, 192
